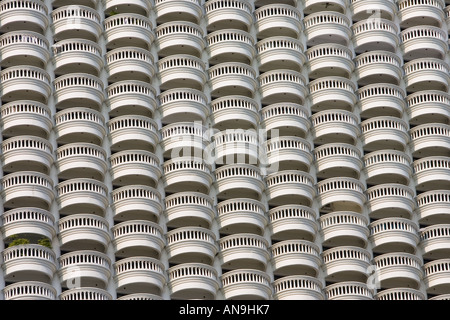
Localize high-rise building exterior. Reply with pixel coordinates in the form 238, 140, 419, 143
0, 0, 449, 301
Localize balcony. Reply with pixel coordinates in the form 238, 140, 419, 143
259, 69, 307, 105
430, 294, 450, 300
53, 38, 102, 76
269, 205, 318, 242
51, 5, 102, 42
104, 13, 154, 49
117, 293, 162, 300
265, 170, 315, 207
401, 26, 448, 60
311, 110, 360, 145
309, 76, 357, 112
416, 190, 450, 226
114, 257, 166, 296
325, 281, 373, 300
424, 259, 450, 295
319, 211, 369, 248
363, 150, 412, 185
420, 224, 450, 260
109, 149, 161, 188
314, 143, 362, 179
168, 263, 219, 300
166, 226, 217, 264
366, 184, 416, 219
304, 0, 346, 14
1, 171, 54, 210
104, 0, 151, 16
352, 19, 400, 54
357, 84, 406, 118
219, 233, 269, 270
322, 246, 371, 283
207, 29, 255, 65
376, 288, 426, 300
112, 220, 165, 259
2, 135, 53, 174
208, 62, 257, 98
155, 21, 205, 58
306, 43, 354, 79
214, 164, 264, 200
205, 0, 253, 32
221, 269, 272, 300
0, 0, 49, 34
350, 0, 397, 21
212, 129, 260, 165
273, 275, 324, 300
354, 51, 403, 86
304, 11, 352, 46
271, 240, 321, 277
404, 58, 450, 92
409, 123, 450, 158
3, 281, 56, 300
211, 95, 260, 130
413, 156, 450, 192
360, 116, 409, 152
58, 214, 110, 252
162, 157, 213, 194
161, 122, 207, 159
159, 88, 208, 123
0, 66, 51, 104
407, 90, 450, 126
398, 0, 445, 28
105, 47, 155, 83
111, 185, 162, 222
217, 198, 267, 236
254, 4, 302, 39
60, 287, 112, 300
0, 31, 50, 68
158, 54, 206, 91
257, 37, 305, 73
261, 103, 311, 138
165, 192, 215, 229
265, 136, 313, 172
316, 177, 366, 213
154, 0, 202, 24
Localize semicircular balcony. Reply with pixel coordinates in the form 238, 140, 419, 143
112, 220, 165, 259
306, 43, 354, 80
314, 143, 363, 179
259, 69, 307, 105
373, 252, 423, 289
363, 150, 412, 185
416, 190, 450, 226
158, 54, 206, 91
1, 207, 55, 241
0, 0, 49, 34
357, 83, 406, 119
413, 156, 450, 192
207, 29, 255, 65
0, 66, 51, 104
304, 0, 346, 14
114, 256, 166, 296
273, 275, 324, 300
407, 90, 450, 126
218, 233, 270, 271
319, 211, 369, 248
161, 122, 207, 159
58, 250, 111, 289
1, 171, 53, 210
58, 214, 110, 252
205, 0, 253, 32
168, 263, 220, 300
3, 281, 56, 300
420, 224, 450, 260
104, 13, 154, 49
154, 0, 202, 24
211, 95, 259, 130
304, 11, 352, 46
117, 293, 162, 300
217, 198, 267, 236
401, 25, 448, 61
221, 269, 272, 300
166, 226, 217, 265
165, 192, 215, 229
104, 0, 151, 16
162, 157, 213, 194
360, 116, 409, 152
409, 123, 450, 158
264, 136, 313, 172
316, 177, 366, 214
59, 287, 113, 300
256, 36, 305, 73
159, 88, 208, 123
2, 135, 53, 174
424, 259, 450, 295
355, 51, 403, 86
214, 163, 264, 200
208, 62, 257, 98
375, 287, 426, 300
404, 58, 450, 92
366, 184, 416, 219
325, 281, 373, 300
309, 76, 356, 112
254, 4, 302, 39
0, 31, 50, 68
350, 0, 397, 22
55, 107, 106, 145
352, 19, 400, 54
322, 246, 371, 283
311, 109, 360, 145
109, 149, 161, 188
271, 240, 321, 277
155, 21, 204, 58
111, 185, 162, 223
398, 0, 445, 28
105, 47, 155, 83
53, 0, 98, 8
212, 129, 260, 166
269, 205, 318, 242
261, 103, 311, 138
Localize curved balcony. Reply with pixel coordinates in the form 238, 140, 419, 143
352, 19, 399, 54
207, 29, 255, 65
264, 136, 313, 172
0, 31, 50, 68
273, 275, 324, 300
401, 26, 448, 60
261, 103, 311, 138
376, 287, 426, 300
409, 123, 450, 158
117, 293, 162, 300
311, 110, 360, 145
221, 269, 272, 300
166, 227, 217, 265
0, 66, 51, 104
0, 0, 49, 34
363, 150, 412, 185
212, 129, 260, 165
111, 185, 162, 222
357, 83, 406, 118
398, 0, 445, 28
424, 259, 450, 295
316, 177, 366, 213
355, 51, 403, 86
217, 198, 267, 236
360, 116, 409, 152
107, 80, 156, 117
155, 21, 204, 58
168, 263, 219, 300
304, 11, 352, 46
162, 157, 213, 194
1, 207, 55, 241
416, 190, 450, 226
114, 257, 166, 296
56, 143, 107, 180
55, 107, 106, 145
325, 281, 373, 300
165, 192, 215, 229
309, 76, 356, 112
53, 38, 102, 76
214, 164, 264, 200
366, 184, 415, 219
158, 54, 206, 91
322, 246, 371, 282
2, 135, 53, 174
108, 115, 159, 152
1, 171, 53, 210
59, 250, 111, 288
154, 0, 202, 24
271, 240, 321, 277
205, 0, 253, 31
51, 5, 102, 42
407, 90, 450, 126
373, 252, 423, 289
3, 281, 56, 300
254, 4, 302, 39
404, 58, 450, 92
60, 287, 113, 300
58, 214, 110, 252
161, 122, 207, 159
104, 0, 151, 16
257, 37, 305, 73
306, 43, 354, 79
159, 88, 208, 123
319, 211, 369, 248
109, 149, 161, 188
350, 0, 397, 22
208, 62, 257, 98
420, 224, 450, 260
259, 69, 307, 105
314, 143, 362, 179
269, 205, 318, 242
304, 0, 346, 14
429, 294, 450, 300
105, 47, 155, 83
413, 156, 450, 192
53, 73, 104, 109
265, 170, 315, 207
219, 233, 269, 270
104, 13, 154, 49
211, 95, 259, 130
112, 220, 164, 259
